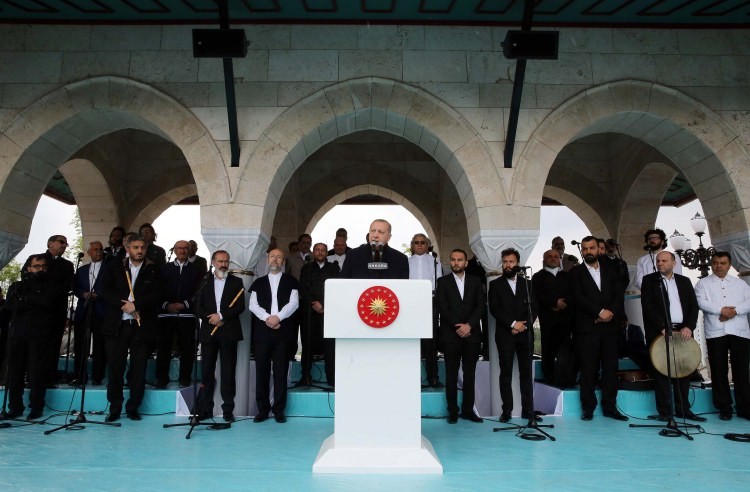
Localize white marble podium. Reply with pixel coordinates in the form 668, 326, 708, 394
312, 279, 443, 474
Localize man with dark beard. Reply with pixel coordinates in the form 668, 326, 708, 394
570, 236, 627, 421
437, 249, 484, 423
488, 248, 538, 422
2, 255, 59, 420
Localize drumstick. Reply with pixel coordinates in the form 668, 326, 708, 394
211, 288, 244, 336
124, 270, 141, 327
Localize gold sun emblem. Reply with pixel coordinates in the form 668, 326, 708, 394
368, 297, 388, 316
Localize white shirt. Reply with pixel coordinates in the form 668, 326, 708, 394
452, 272, 465, 300
636, 250, 683, 290
213, 275, 226, 319
409, 253, 438, 291
661, 274, 683, 325
122, 261, 142, 321
695, 274, 750, 340
544, 266, 560, 276
586, 262, 602, 291
249, 272, 300, 322
89, 260, 102, 290
327, 253, 346, 270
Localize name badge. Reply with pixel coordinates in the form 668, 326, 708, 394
367, 262, 388, 270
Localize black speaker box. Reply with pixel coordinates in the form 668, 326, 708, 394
502, 31, 559, 60
192, 29, 248, 58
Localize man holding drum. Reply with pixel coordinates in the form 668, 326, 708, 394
641, 251, 704, 422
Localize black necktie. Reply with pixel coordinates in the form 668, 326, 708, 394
374, 249, 381, 262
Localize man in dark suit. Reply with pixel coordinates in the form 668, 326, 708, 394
156, 240, 201, 388
196, 250, 245, 422
43, 234, 74, 386
570, 236, 627, 421
98, 233, 164, 422
641, 251, 705, 422
299, 242, 339, 387
2, 254, 60, 420
249, 248, 300, 423
103, 226, 126, 263
488, 248, 538, 422
531, 249, 574, 386
188, 239, 209, 277
339, 219, 409, 279
72, 241, 106, 385
436, 248, 485, 424
139, 223, 167, 266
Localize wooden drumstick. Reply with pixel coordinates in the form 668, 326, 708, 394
124, 270, 141, 327
211, 288, 244, 336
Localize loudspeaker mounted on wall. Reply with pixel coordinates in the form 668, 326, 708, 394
192, 29, 248, 58
502, 31, 559, 60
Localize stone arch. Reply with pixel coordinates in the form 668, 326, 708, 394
306, 185, 440, 253
617, 162, 679, 262
0, 76, 228, 260
515, 80, 750, 241
59, 158, 119, 247
236, 77, 504, 240
129, 184, 198, 234
543, 185, 609, 239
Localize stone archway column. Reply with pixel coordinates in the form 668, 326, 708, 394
0, 230, 27, 268
471, 229, 539, 417
201, 225, 270, 417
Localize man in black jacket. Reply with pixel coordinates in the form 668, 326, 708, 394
2, 254, 60, 420
44, 234, 74, 386
249, 248, 300, 423
299, 242, 339, 387
339, 219, 409, 280
488, 248, 538, 422
436, 249, 485, 423
641, 251, 704, 421
196, 250, 245, 422
570, 236, 627, 422
98, 233, 164, 422
531, 249, 575, 386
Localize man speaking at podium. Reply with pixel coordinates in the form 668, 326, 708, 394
340, 219, 409, 280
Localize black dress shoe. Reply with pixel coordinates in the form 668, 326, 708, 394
153, 381, 168, 390
447, 414, 458, 424
26, 409, 43, 420
253, 413, 269, 423
274, 414, 287, 423
460, 413, 483, 423
127, 412, 142, 421
719, 412, 733, 421
650, 414, 670, 422
223, 413, 235, 423
521, 411, 542, 422
2, 409, 24, 419
603, 410, 629, 421
178, 380, 191, 388
430, 379, 445, 388
92, 380, 103, 386
581, 411, 593, 421
499, 412, 511, 423
675, 411, 707, 422
105, 412, 120, 423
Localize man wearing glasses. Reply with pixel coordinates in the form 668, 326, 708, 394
409, 233, 443, 388
2, 255, 59, 420
44, 235, 74, 386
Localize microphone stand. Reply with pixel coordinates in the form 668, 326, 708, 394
629, 274, 699, 440
295, 301, 330, 391
45, 295, 121, 434
61, 254, 83, 383
493, 268, 556, 441
422, 254, 442, 389
163, 268, 226, 439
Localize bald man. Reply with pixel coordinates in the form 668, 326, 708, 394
249, 248, 300, 423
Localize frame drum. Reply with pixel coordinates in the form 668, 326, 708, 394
649, 334, 701, 378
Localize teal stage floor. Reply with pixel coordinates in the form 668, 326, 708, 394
1, 411, 749, 491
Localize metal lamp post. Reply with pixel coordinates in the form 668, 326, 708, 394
669, 212, 716, 278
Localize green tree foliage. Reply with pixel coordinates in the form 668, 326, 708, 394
0, 259, 22, 292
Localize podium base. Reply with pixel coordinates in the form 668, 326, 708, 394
312, 434, 443, 474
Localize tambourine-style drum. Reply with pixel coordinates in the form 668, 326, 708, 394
649, 334, 702, 378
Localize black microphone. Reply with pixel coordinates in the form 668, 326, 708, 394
77, 252, 85, 259
571, 240, 581, 246
512, 265, 531, 273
